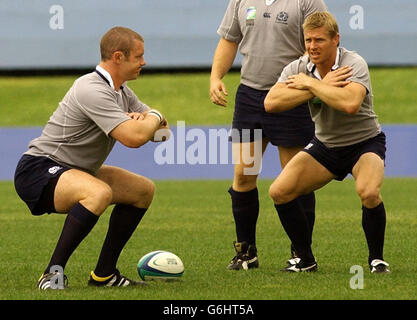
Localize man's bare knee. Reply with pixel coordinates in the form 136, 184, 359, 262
54, 169, 113, 215
269, 183, 294, 204
357, 184, 381, 208
142, 179, 155, 206
233, 170, 258, 192
81, 184, 113, 215
132, 178, 155, 208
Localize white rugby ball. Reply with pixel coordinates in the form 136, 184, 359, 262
137, 250, 184, 281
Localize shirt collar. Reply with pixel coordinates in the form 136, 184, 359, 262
307, 47, 341, 79
95, 65, 125, 91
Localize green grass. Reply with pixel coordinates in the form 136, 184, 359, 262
370, 68, 417, 123
0, 73, 234, 127
0, 67, 416, 127
1, 178, 416, 300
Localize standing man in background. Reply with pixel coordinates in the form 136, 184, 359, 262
15, 26, 169, 289
210, 0, 327, 270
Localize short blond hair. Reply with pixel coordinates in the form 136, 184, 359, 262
100, 26, 144, 61
303, 11, 339, 38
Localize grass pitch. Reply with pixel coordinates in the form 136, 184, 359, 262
0, 70, 416, 302
1, 178, 416, 300
0, 68, 416, 127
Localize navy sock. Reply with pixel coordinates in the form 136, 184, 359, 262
45, 202, 99, 274
362, 202, 386, 264
228, 187, 259, 246
275, 199, 315, 263
298, 192, 316, 244
94, 204, 147, 277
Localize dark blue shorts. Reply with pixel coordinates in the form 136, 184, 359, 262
14, 155, 71, 215
231, 84, 314, 147
302, 132, 386, 181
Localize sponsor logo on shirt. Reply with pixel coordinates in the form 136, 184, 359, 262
276, 11, 289, 24
246, 6, 256, 26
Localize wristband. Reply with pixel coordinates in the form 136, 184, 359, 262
147, 109, 163, 123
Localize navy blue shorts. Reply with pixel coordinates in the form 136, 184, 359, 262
231, 84, 314, 147
302, 132, 386, 181
14, 155, 71, 215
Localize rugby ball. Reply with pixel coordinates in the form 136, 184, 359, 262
137, 251, 184, 281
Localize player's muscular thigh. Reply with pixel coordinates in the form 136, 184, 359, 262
54, 169, 112, 215
96, 165, 155, 208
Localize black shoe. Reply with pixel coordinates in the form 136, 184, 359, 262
227, 241, 259, 270
370, 259, 390, 273
38, 272, 68, 290
88, 269, 146, 287
282, 259, 317, 273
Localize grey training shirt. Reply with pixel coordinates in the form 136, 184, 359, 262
25, 67, 150, 174
278, 47, 381, 147
217, 0, 327, 90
